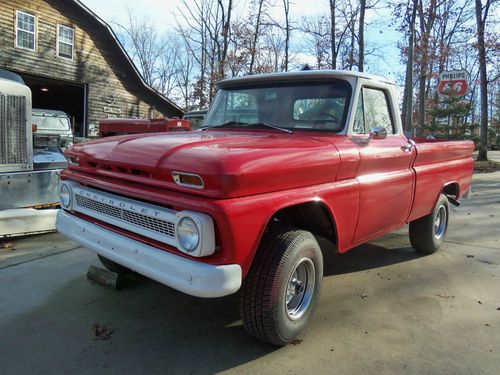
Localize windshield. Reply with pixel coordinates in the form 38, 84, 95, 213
184, 116, 205, 130
204, 81, 351, 132
32, 114, 70, 131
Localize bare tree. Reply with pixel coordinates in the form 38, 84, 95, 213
416, 0, 438, 128
300, 16, 331, 69
282, 0, 291, 71
402, 0, 418, 133
114, 10, 168, 88
475, 0, 494, 161
329, 0, 337, 69
248, 0, 269, 74
358, 0, 366, 72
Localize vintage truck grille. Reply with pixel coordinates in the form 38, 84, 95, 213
71, 185, 179, 247
75, 195, 176, 237
0, 94, 28, 166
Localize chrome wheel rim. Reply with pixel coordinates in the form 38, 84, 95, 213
434, 205, 447, 240
285, 258, 315, 321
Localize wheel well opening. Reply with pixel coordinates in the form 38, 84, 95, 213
443, 183, 459, 199
271, 202, 338, 249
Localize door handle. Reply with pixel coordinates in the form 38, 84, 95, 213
401, 143, 414, 152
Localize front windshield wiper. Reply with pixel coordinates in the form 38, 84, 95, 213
201, 121, 293, 134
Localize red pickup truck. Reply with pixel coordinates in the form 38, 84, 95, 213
58, 71, 474, 345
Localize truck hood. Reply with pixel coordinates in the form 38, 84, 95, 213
67, 131, 341, 198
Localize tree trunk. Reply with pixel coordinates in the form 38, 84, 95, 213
283, 0, 290, 71
475, 0, 490, 161
402, 0, 417, 134
358, 0, 366, 72
329, 0, 336, 69
249, 0, 264, 74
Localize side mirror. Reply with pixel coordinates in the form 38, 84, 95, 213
369, 127, 387, 140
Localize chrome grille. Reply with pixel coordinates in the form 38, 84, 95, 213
0, 94, 28, 165
75, 194, 176, 237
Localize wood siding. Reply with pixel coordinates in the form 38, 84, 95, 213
0, 0, 182, 134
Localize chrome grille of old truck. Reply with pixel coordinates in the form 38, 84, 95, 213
0, 94, 30, 170
74, 194, 176, 237
69, 183, 179, 246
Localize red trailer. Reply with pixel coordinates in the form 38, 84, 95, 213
99, 118, 192, 137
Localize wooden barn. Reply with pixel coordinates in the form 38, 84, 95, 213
0, 0, 183, 137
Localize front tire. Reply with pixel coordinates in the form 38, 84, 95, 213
409, 194, 449, 254
240, 225, 323, 346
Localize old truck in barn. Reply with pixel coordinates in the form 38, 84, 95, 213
98, 118, 192, 138
57, 71, 474, 345
0, 69, 66, 238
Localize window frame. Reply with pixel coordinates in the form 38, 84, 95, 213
57, 24, 75, 60
351, 85, 396, 135
15, 10, 37, 51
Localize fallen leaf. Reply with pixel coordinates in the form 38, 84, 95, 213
0, 242, 15, 250
436, 294, 455, 299
92, 322, 113, 341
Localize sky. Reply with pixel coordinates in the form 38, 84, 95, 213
80, 0, 405, 83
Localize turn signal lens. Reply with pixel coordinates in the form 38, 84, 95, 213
172, 172, 204, 189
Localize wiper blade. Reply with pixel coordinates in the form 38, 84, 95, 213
202, 121, 292, 133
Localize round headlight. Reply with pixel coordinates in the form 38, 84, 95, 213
177, 217, 199, 253
60, 184, 72, 208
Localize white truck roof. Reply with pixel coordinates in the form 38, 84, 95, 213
218, 70, 396, 88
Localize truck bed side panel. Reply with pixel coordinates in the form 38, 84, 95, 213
408, 140, 474, 222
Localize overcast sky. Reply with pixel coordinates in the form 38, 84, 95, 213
80, 0, 404, 82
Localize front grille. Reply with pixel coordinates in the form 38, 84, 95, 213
0, 94, 28, 166
75, 194, 176, 237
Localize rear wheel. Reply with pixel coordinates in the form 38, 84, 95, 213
409, 194, 449, 254
98, 255, 132, 274
239, 224, 323, 346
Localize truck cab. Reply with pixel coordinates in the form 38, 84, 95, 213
32, 108, 74, 149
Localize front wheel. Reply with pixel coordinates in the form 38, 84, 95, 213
239, 224, 323, 346
409, 194, 449, 254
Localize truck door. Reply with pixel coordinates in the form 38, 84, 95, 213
351, 84, 415, 244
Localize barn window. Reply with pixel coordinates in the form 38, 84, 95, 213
57, 25, 74, 59
15, 11, 36, 50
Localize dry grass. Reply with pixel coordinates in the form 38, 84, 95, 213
474, 159, 500, 173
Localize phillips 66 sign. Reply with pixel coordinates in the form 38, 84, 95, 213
438, 69, 470, 98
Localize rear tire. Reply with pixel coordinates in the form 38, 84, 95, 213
98, 255, 132, 274
409, 194, 449, 254
239, 224, 323, 346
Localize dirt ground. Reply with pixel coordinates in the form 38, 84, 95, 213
0, 171, 499, 375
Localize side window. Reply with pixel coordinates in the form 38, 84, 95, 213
353, 87, 394, 134
363, 88, 394, 134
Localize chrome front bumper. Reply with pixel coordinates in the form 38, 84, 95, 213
57, 210, 242, 298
